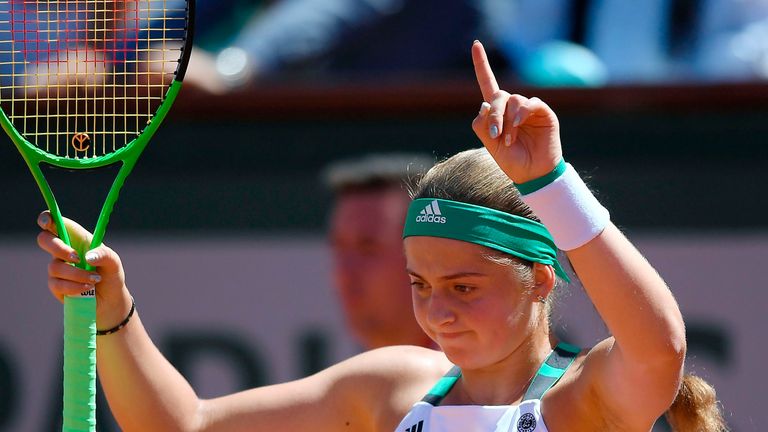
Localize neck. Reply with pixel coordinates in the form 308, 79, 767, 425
455, 331, 556, 406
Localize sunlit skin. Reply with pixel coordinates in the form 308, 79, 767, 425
330, 186, 432, 349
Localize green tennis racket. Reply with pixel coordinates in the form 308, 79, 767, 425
0, 1, 194, 430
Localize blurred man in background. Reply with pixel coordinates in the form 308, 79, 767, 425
323, 153, 435, 349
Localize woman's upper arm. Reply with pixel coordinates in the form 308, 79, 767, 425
194, 345, 436, 432
577, 338, 684, 430
196, 356, 377, 432
563, 225, 686, 428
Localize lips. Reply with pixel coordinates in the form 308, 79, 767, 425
437, 331, 469, 340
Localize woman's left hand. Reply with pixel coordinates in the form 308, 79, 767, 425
471, 41, 563, 184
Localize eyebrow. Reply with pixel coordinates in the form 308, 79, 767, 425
406, 269, 488, 281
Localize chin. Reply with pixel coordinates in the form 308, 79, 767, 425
441, 343, 512, 371
439, 345, 485, 369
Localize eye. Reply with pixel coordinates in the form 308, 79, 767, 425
410, 280, 430, 294
453, 284, 475, 294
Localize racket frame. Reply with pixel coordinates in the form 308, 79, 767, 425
0, 0, 195, 430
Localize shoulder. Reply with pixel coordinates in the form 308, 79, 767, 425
543, 338, 666, 431
546, 338, 618, 392
540, 340, 613, 431
326, 346, 453, 429
334, 345, 453, 388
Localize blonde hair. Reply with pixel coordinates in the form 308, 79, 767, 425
408, 148, 538, 221
666, 374, 728, 431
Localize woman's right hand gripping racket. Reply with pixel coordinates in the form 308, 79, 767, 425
0, 1, 195, 430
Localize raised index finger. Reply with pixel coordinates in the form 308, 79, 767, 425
472, 41, 500, 102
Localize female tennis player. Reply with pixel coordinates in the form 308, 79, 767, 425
36, 41, 725, 431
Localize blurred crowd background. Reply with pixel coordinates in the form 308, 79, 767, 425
4, 0, 768, 89
2, 1, 768, 431
184, 0, 768, 90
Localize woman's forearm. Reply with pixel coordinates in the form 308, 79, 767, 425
97, 310, 204, 432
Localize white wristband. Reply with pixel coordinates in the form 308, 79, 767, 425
519, 163, 610, 251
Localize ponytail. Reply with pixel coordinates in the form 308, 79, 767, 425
665, 374, 728, 432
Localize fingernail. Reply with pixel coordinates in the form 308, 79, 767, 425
38, 214, 49, 227
513, 113, 522, 128
83, 283, 95, 291
85, 251, 98, 263
473, 39, 480, 45
479, 102, 491, 115
490, 125, 499, 139
89, 274, 102, 283
69, 252, 80, 262
504, 134, 512, 147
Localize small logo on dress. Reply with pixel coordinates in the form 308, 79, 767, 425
415, 200, 446, 224
517, 413, 537, 432
405, 420, 424, 432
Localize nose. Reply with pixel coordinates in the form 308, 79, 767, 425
425, 290, 456, 328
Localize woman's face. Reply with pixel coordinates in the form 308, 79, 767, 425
404, 236, 541, 370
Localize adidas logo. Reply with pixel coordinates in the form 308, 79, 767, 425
405, 420, 424, 432
416, 200, 446, 224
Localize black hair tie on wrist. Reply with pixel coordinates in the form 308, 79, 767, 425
96, 297, 135, 336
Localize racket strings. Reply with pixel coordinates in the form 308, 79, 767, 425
0, 0, 188, 159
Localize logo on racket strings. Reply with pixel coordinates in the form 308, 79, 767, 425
71, 133, 91, 152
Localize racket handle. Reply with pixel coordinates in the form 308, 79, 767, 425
62, 296, 97, 432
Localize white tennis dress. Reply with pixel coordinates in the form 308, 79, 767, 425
394, 343, 580, 432
395, 399, 548, 432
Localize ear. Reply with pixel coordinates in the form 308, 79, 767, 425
532, 263, 556, 301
